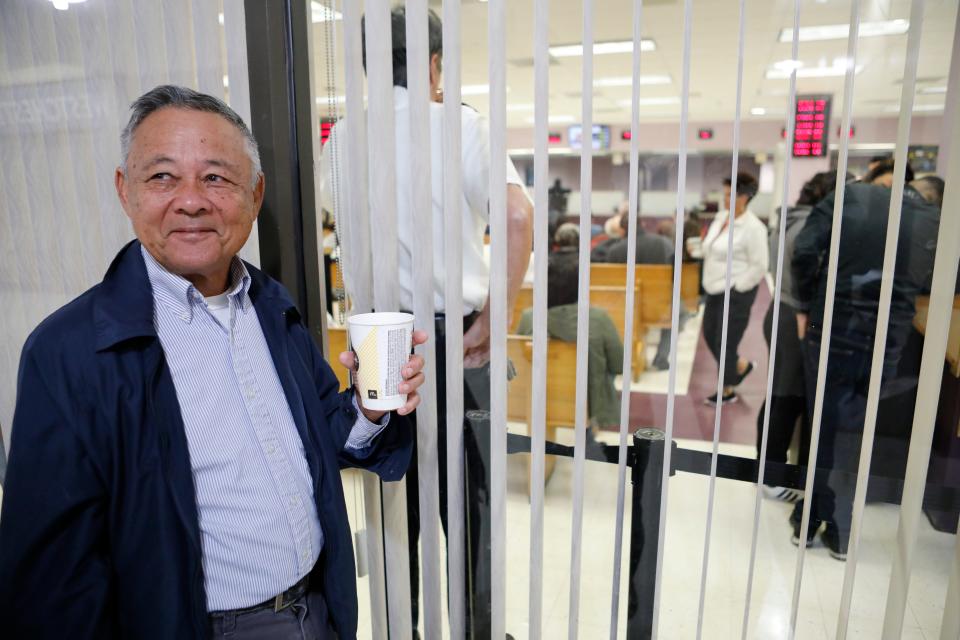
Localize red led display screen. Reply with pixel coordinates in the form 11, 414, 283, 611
792, 95, 831, 158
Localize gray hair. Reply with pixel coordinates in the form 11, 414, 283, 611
120, 85, 262, 187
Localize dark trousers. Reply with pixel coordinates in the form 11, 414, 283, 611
756, 395, 810, 468
702, 287, 758, 382
801, 334, 872, 542
209, 591, 335, 640
405, 314, 492, 638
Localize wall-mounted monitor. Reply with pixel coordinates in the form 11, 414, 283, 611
568, 124, 612, 150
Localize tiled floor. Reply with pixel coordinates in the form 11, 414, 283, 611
344, 431, 955, 638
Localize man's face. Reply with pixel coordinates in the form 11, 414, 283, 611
115, 107, 264, 288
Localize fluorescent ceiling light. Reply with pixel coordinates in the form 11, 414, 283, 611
616, 96, 680, 106
883, 103, 944, 112
549, 39, 656, 57
593, 75, 671, 87
525, 114, 576, 124
311, 1, 342, 23
218, 12, 225, 25
766, 64, 862, 79
778, 19, 908, 42
50, 0, 85, 9
919, 86, 947, 94
750, 107, 766, 115
222, 75, 229, 88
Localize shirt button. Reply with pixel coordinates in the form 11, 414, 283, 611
289, 496, 300, 506
245, 387, 256, 399
266, 444, 276, 454
180, 313, 189, 321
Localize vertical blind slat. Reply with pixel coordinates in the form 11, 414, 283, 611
487, 0, 508, 636
882, 6, 960, 636
608, 0, 644, 635
788, 0, 862, 636
404, 0, 443, 636
651, 0, 694, 635
835, 1, 925, 637
695, 0, 747, 634
363, 1, 411, 633
528, 0, 550, 635
567, 0, 594, 636
441, 0, 466, 636
740, 0, 800, 635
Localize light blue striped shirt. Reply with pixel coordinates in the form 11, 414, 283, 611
142, 247, 386, 610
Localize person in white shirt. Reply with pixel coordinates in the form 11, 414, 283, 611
319, 8, 533, 637
700, 171, 768, 405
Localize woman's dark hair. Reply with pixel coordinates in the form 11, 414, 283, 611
722, 171, 759, 201
796, 171, 836, 206
361, 7, 443, 88
863, 158, 915, 185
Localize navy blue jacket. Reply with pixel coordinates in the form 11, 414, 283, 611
0, 241, 413, 638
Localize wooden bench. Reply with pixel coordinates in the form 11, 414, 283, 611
591, 262, 700, 325
507, 335, 582, 492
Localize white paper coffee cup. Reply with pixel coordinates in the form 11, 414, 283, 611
347, 312, 415, 411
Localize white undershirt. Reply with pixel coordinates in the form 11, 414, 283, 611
204, 292, 231, 329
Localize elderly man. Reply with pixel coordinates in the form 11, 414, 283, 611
0, 85, 424, 639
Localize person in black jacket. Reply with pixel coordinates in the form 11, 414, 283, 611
790, 177, 938, 559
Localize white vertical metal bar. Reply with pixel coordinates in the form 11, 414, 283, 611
364, 1, 412, 635
405, 1, 442, 637
941, 518, 960, 640
528, 0, 549, 636
695, 0, 747, 635
836, 2, 925, 637
789, 0, 862, 636
222, 0, 260, 267
884, 10, 960, 637
361, 473, 389, 640
340, 3, 385, 630
651, 0, 693, 636
567, 0, 593, 637
741, 0, 800, 636
441, 0, 466, 636
487, 0, 508, 636
608, 0, 643, 636
338, 0, 374, 314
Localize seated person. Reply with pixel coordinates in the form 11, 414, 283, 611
517, 230, 624, 429
591, 206, 675, 369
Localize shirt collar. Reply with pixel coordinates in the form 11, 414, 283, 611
141, 246, 252, 322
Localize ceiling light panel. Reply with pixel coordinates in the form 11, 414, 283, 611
549, 39, 656, 57
778, 19, 908, 42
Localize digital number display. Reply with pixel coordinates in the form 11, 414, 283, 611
792, 95, 831, 158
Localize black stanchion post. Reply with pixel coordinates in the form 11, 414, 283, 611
464, 409, 493, 638
626, 428, 666, 640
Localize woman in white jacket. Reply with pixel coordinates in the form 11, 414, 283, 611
701, 172, 769, 404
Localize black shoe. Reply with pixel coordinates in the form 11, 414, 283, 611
651, 356, 670, 370
704, 391, 738, 405
821, 523, 848, 561
789, 500, 821, 546
733, 361, 755, 386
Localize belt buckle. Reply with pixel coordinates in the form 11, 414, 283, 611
273, 593, 286, 613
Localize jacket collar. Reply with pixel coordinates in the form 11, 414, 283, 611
93, 239, 298, 351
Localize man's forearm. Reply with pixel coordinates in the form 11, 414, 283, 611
504, 187, 534, 313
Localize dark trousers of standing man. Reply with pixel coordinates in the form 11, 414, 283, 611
702, 286, 758, 382
405, 313, 493, 638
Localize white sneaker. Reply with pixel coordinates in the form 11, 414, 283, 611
762, 485, 803, 502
